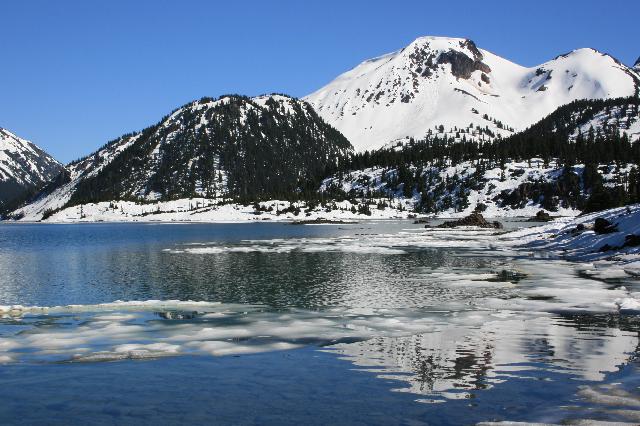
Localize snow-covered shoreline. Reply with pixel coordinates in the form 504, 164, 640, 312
505, 203, 640, 261
5, 190, 582, 224
5, 198, 415, 223
500, 203, 640, 311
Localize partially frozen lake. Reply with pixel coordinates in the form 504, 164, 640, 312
0, 220, 639, 425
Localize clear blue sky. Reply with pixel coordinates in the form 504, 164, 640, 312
2, 0, 638, 163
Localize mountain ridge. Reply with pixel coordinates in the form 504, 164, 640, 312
0, 128, 63, 212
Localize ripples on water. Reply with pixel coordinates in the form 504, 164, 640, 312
0, 220, 639, 424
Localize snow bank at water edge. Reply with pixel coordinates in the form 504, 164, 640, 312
501, 203, 640, 311
503, 203, 640, 261
9, 198, 417, 223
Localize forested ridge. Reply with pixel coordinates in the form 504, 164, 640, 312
63, 95, 352, 206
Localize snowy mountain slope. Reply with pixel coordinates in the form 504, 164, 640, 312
318, 97, 640, 218
0, 128, 63, 210
305, 36, 640, 152
9, 133, 143, 219
485, 96, 640, 145
11, 94, 352, 221
506, 204, 640, 308
320, 159, 635, 218
566, 99, 640, 142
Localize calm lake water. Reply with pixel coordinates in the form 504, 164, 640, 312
0, 220, 639, 425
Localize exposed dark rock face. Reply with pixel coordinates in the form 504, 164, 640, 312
437, 49, 491, 80
435, 212, 503, 229
458, 39, 483, 61
454, 88, 482, 101
409, 38, 491, 82
599, 243, 614, 252
568, 223, 587, 235
400, 93, 413, 103
620, 59, 640, 96
594, 217, 618, 234
410, 46, 437, 78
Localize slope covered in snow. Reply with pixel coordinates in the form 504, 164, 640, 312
321, 159, 637, 218
511, 204, 640, 261
319, 96, 640, 218
0, 128, 63, 211
503, 204, 640, 312
10, 94, 352, 221
305, 36, 640, 152
567, 100, 640, 142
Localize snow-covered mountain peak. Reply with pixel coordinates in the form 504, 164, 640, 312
548, 47, 629, 72
403, 36, 492, 82
0, 127, 63, 211
251, 94, 307, 115
1, 127, 34, 155
406, 35, 482, 56
634, 56, 640, 71
0, 128, 61, 185
305, 37, 639, 152
520, 47, 637, 100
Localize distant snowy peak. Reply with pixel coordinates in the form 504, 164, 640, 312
0, 128, 63, 211
634, 56, 640, 72
305, 36, 639, 152
0, 128, 62, 188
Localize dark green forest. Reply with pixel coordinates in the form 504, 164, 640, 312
66, 95, 352, 206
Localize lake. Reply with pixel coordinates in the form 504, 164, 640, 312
0, 220, 639, 425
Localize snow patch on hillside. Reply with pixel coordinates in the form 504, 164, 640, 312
569, 103, 640, 141
13, 157, 633, 222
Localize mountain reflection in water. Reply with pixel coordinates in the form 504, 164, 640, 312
1, 221, 639, 424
